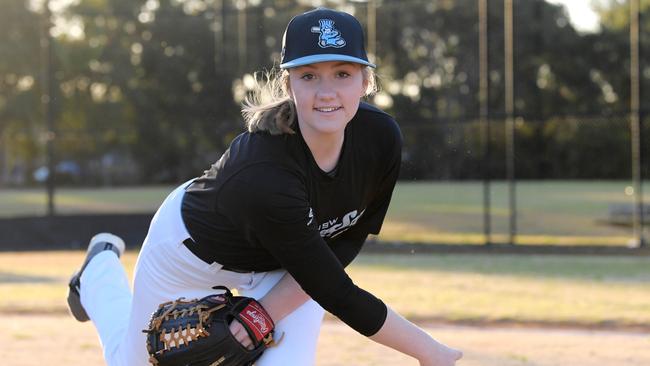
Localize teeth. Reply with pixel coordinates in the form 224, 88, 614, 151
316, 107, 339, 112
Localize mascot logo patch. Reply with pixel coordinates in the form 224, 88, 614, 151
311, 19, 346, 48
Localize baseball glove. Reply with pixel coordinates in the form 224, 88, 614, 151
144, 286, 279, 366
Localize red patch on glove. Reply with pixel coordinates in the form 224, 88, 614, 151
238, 301, 274, 342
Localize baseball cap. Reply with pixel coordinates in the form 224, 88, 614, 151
280, 8, 376, 69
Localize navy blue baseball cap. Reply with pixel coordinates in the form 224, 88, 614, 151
280, 8, 376, 69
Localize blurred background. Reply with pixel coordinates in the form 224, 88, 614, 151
0, 0, 648, 248
2, 2, 650, 365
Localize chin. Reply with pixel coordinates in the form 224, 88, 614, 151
313, 122, 347, 135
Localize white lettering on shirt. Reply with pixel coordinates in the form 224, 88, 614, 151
318, 209, 365, 239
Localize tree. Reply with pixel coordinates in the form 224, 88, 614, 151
0, 0, 44, 185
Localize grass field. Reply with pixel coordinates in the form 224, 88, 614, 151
1, 180, 647, 246
2, 251, 649, 329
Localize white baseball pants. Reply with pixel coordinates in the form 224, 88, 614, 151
79, 182, 325, 366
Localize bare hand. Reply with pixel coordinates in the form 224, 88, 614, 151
229, 320, 254, 350
419, 341, 463, 366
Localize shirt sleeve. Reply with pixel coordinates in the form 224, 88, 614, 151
328, 234, 367, 268
217, 165, 387, 336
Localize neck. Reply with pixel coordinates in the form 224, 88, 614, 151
300, 126, 344, 173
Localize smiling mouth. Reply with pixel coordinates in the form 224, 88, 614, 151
314, 106, 342, 112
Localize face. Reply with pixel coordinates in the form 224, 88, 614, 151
288, 61, 368, 138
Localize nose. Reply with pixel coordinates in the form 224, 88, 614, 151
316, 79, 336, 100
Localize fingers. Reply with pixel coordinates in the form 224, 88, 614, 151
453, 349, 463, 361
444, 346, 462, 364
443, 344, 463, 361
229, 320, 254, 350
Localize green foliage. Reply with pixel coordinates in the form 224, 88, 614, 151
1, 0, 649, 184
0, 0, 44, 180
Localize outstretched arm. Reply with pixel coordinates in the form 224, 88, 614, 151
233, 274, 461, 365
370, 306, 462, 366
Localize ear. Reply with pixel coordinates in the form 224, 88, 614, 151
285, 75, 294, 100
360, 77, 369, 98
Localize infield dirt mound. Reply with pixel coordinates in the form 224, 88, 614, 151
3, 314, 649, 365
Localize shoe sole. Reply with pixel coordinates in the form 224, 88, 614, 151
67, 271, 89, 322
87, 233, 125, 257
67, 233, 126, 322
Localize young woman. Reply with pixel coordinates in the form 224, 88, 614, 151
67, 8, 462, 366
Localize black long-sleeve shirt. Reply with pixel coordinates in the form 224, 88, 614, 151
181, 102, 401, 336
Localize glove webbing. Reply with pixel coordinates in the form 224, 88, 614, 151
145, 296, 227, 364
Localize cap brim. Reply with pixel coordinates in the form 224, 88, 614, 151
280, 54, 376, 69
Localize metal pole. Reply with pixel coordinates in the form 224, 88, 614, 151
504, 0, 516, 245
213, 0, 225, 72
630, 0, 645, 247
0, 129, 6, 185
367, 0, 377, 64
479, 0, 491, 245
41, 0, 56, 217
237, 0, 247, 72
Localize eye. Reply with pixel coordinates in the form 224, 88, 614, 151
300, 73, 315, 80
336, 71, 351, 78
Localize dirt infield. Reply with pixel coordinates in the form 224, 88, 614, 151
3, 314, 649, 365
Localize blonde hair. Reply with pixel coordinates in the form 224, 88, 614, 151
242, 66, 378, 135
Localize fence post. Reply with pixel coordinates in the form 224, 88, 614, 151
0, 129, 5, 185
236, 0, 247, 73
630, 0, 645, 247
504, 0, 517, 245
213, 0, 225, 74
641, 109, 646, 246
367, 0, 377, 65
41, 0, 56, 218
479, 0, 492, 245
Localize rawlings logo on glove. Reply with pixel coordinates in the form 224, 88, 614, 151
240, 302, 274, 342
143, 286, 278, 366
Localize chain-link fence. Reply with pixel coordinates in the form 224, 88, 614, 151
0, 0, 647, 246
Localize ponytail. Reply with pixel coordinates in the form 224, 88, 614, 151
242, 69, 296, 135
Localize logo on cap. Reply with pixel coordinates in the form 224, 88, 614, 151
311, 19, 346, 49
